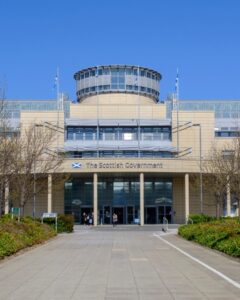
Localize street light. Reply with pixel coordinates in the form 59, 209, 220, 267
33, 123, 43, 219
193, 123, 203, 214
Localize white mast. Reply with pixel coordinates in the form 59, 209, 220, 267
175, 69, 179, 155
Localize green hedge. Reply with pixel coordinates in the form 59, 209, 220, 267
188, 214, 217, 224
178, 217, 240, 257
42, 214, 74, 233
0, 217, 56, 259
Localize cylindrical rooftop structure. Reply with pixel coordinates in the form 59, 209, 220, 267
74, 65, 162, 103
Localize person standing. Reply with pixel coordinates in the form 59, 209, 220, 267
112, 213, 118, 227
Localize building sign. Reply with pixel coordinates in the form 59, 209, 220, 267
71, 161, 163, 170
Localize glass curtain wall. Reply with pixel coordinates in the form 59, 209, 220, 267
65, 177, 173, 224
144, 179, 173, 224
98, 178, 140, 225
65, 178, 93, 223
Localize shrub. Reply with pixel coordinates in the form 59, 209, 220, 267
178, 217, 240, 257
43, 214, 74, 233
0, 218, 56, 259
188, 214, 216, 224
216, 237, 240, 257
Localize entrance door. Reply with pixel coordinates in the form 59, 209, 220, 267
80, 207, 93, 224
113, 207, 124, 224
158, 206, 172, 224
104, 206, 111, 224
127, 206, 134, 224
145, 207, 157, 224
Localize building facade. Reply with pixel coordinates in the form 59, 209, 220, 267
4, 65, 240, 224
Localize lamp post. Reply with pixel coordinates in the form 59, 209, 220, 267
33, 152, 36, 219
32, 123, 43, 219
193, 123, 203, 214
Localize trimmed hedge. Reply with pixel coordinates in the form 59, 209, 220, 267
0, 216, 56, 259
42, 214, 74, 233
179, 217, 240, 257
188, 214, 217, 224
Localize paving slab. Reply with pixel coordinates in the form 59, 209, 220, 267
0, 226, 239, 299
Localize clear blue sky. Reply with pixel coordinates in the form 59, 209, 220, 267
0, 0, 240, 101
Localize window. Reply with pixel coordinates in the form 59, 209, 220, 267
102, 69, 110, 75
67, 127, 74, 140
126, 69, 132, 75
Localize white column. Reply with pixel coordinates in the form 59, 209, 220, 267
226, 179, 231, 216
93, 173, 98, 226
4, 182, 9, 214
47, 174, 52, 213
140, 173, 144, 226
185, 174, 189, 223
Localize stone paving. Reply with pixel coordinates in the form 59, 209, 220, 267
0, 225, 239, 299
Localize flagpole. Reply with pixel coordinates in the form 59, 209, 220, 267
56, 67, 60, 151
138, 66, 140, 157
96, 67, 99, 157
175, 69, 179, 155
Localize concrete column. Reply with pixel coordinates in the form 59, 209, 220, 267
140, 173, 144, 226
4, 182, 9, 214
47, 174, 52, 213
93, 173, 98, 226
226, 178, 231, 216
185, 174, 189, 223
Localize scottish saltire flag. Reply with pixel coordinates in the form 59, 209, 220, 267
175, 71, 179, 93
53, 74, 58, 89
72, 162, 82, 169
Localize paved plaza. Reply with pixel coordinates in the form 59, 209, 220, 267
0, 225, 239, 300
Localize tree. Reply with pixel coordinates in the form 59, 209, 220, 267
0, 86, 18, 215
10, 123, 66, 215
227, 138, 240, 216
198, 137, 240, 218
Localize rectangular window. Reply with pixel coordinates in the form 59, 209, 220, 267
102, 69, 110, 75
67, 128, 74, 140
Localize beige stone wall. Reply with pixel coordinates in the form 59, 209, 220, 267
70, 94, 166, 119
80, 93, 157, 105
172, 175, 222, 224
15, 179, 64, 217
53, 182, 64, 214
20, 111, 65, 148
172, 177, 185, 224
189, 176, 222, 217
172, 111, 215, 158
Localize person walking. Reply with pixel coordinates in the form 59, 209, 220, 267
112, 213, 118, 227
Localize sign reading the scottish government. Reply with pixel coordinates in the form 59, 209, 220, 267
72, 161, 163, 169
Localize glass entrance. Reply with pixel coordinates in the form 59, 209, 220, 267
145, 205, 172, 224
65, 176, 172, 225
145, 207, 157, 224
98, 178, 140, 225
112, 207, 124, 224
